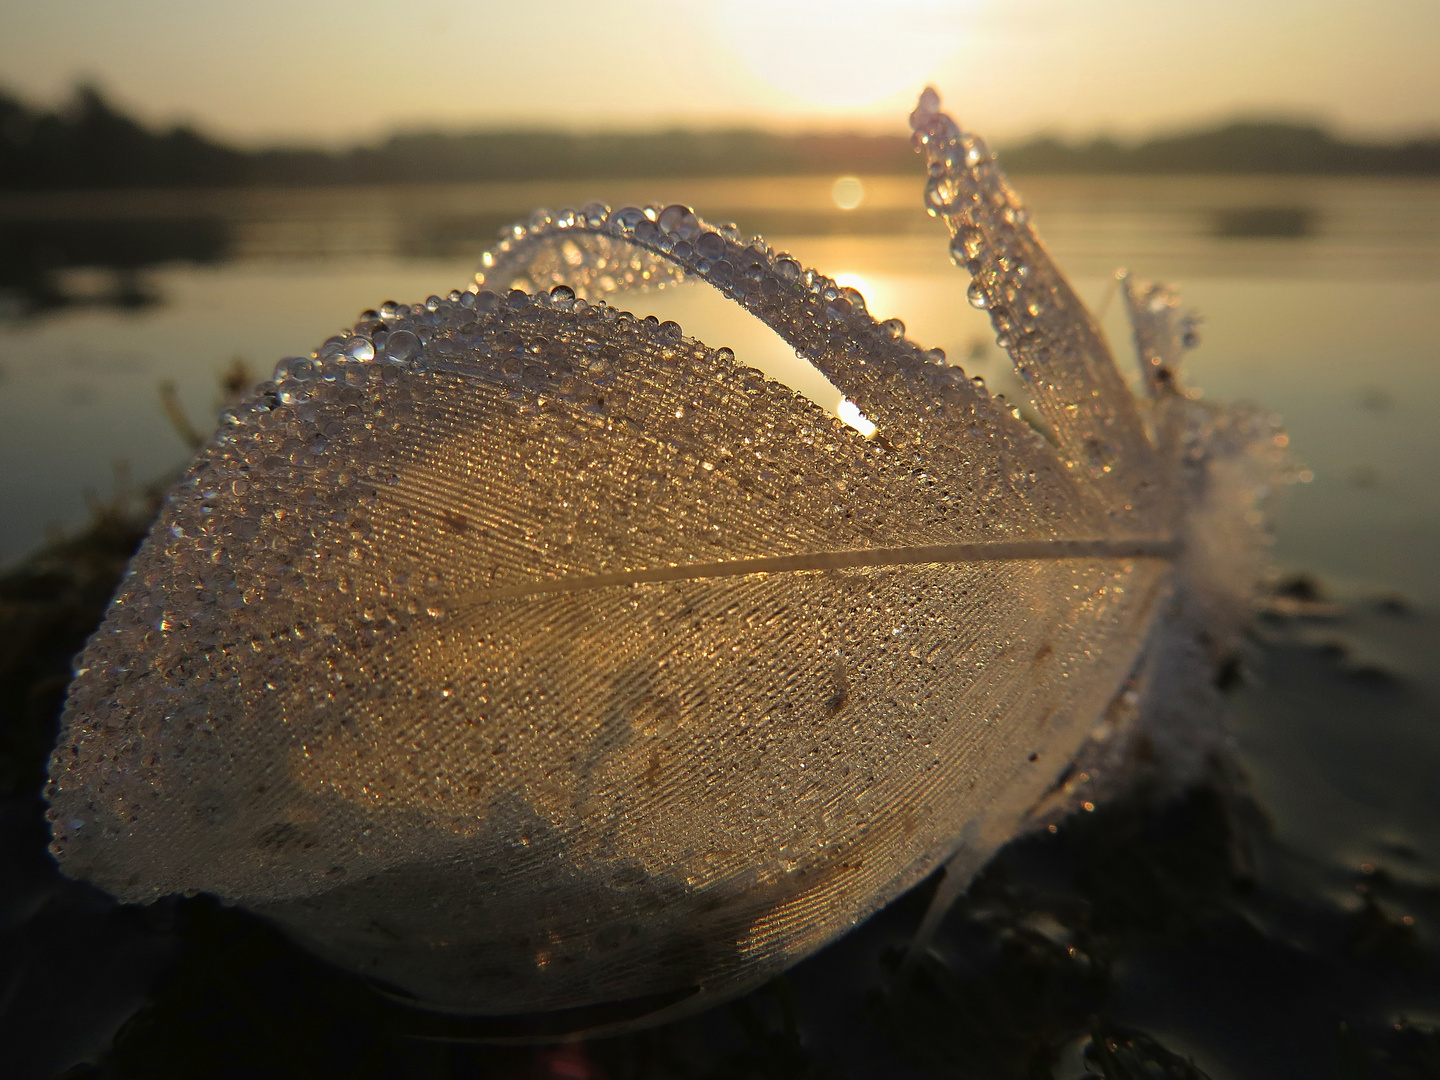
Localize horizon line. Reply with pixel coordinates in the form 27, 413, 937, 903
7, 81, 1440, 154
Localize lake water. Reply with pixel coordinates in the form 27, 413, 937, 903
3, 174, 1437, 608
3, 174, 1440, 1076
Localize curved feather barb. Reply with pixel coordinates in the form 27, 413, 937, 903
45, 90, 1291, 1027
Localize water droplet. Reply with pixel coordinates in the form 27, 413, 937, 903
909, 85, 941, 131
657, 204, 692, 235
949, 225, 984, 266
344, 337, 375, 362
550, 285, 576, 306
280, 357, 315, 382
967, 282, 991, 309
383, 330, 420, 364
924, 158, 966, 214
715, 347, 735, 363
695, 232, 726, 261
839, 287, 867, 316
609, 206, 645, 233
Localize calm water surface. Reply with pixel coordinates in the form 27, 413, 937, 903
3, 175, 1437, 599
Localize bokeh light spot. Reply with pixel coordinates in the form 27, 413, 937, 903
832, 176, 865, 210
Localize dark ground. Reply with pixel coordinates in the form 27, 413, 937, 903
2, 498, 1439, 1080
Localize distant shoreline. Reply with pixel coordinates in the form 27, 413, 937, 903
4, 85, 1440, 194
4, 172, 1440, 223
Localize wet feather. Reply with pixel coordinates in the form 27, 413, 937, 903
45, 90, 1291, 1026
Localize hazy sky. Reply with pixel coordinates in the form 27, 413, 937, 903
2, 0, 1438, 145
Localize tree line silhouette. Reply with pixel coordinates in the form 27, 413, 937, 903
3, 83, 1439, 191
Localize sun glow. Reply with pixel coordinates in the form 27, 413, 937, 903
836, 397, 878, 438
832, 272, 873, 298
705, 0, 975, 110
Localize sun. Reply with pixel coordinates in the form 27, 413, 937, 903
704, 0, 976, 110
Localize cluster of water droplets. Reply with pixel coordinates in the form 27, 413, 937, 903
909, 86, 1163, 513
463, 190, 1098, 532
44, 239, 1172, 1015
478, 197, 967, 404
45, 170, 1158, 902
